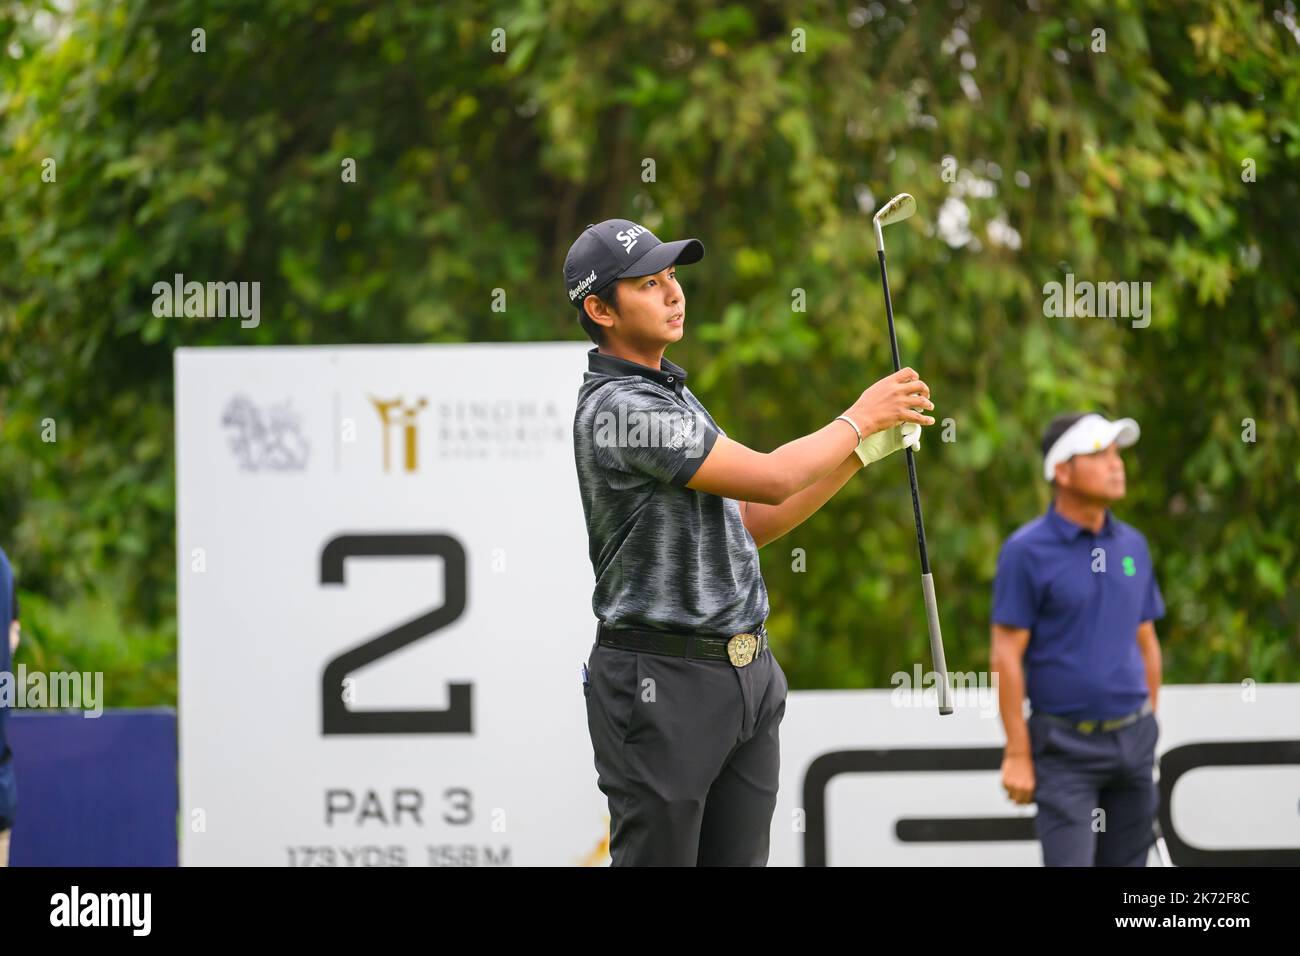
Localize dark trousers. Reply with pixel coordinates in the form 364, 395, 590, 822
1029, 710, 1160, 866
583, 639, 788, 866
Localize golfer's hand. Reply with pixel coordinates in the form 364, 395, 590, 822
1001, 750, 1035, 805
844, 367, 934, 436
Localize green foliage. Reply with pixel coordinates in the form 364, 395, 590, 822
1, 0, 1296, 704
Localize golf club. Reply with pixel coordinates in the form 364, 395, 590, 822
1152, 819, 1173, 866
874, 192, 954, 716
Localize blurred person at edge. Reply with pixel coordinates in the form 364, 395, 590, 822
0, 544, 18, 867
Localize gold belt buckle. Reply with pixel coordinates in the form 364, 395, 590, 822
726, 632, 758, 667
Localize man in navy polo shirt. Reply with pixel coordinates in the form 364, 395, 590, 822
991, 411, 1165, 867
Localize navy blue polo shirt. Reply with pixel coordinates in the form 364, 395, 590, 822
992, 502, 1165, 721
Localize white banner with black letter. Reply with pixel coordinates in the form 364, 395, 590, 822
176, 342, 610, 866
770, 683, 1300, 866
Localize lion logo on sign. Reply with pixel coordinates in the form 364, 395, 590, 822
221, 395, 310, 471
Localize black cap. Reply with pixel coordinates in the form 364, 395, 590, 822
563, 219, 704, 310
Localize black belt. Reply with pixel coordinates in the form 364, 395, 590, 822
597, 621, 769, 667
1035, 699, 1153, 735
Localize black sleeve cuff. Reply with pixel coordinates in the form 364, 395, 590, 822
670, 426, 720, 487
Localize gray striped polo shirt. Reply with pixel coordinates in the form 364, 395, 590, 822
572, 347, 769, 635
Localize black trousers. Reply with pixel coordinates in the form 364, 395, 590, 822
583, 638, 788, 866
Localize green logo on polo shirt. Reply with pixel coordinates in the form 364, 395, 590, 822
1122, 556, 1137, 577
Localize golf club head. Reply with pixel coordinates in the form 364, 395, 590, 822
873, 192, 916, 251
874, 192, 917, 226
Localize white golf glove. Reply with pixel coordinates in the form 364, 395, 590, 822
855, 422, 921, 467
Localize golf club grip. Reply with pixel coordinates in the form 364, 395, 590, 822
921, 572, 954, 715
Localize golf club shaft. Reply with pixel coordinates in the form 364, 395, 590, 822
877, 247, 953, 715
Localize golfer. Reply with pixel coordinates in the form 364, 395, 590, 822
991, 412, 1165, 866
567, 218, 934, 866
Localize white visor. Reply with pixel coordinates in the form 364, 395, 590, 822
1043, 414, 1140, 481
